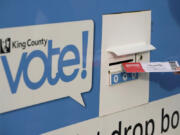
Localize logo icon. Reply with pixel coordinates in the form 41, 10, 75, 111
0, 38, 11, 54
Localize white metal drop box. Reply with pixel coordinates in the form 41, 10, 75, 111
100, 11, 156, 116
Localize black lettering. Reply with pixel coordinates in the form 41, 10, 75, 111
161, 108, 170, 133
27, 39, 31, 46
124, 125, 132, 135
12, 41, 17, 48
21, 42, 26, 49
145, 119, 155, 135
133, 123, 143, 135
171, 111, 179, 129
112, 121, 121, 135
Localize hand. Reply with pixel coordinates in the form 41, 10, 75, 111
175, 67, 180, 74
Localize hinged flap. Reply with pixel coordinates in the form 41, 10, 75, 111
107, 43, 156, 56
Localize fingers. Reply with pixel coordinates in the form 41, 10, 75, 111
175, 67, 180, 74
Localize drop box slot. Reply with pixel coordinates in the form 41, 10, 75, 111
109, 59, 133, 66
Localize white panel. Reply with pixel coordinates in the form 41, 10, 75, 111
42, 118, 101, 135
100, 11, 152, 116
102, 94, 180, 135
42, 94, 180, 135
0, 20, 94, 113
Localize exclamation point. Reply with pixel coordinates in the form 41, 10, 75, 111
81, 31, 88, 79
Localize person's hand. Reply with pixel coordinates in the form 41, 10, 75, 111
175, 67, 180, 74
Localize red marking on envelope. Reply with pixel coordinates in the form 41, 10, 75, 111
122, 63, 145, 73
